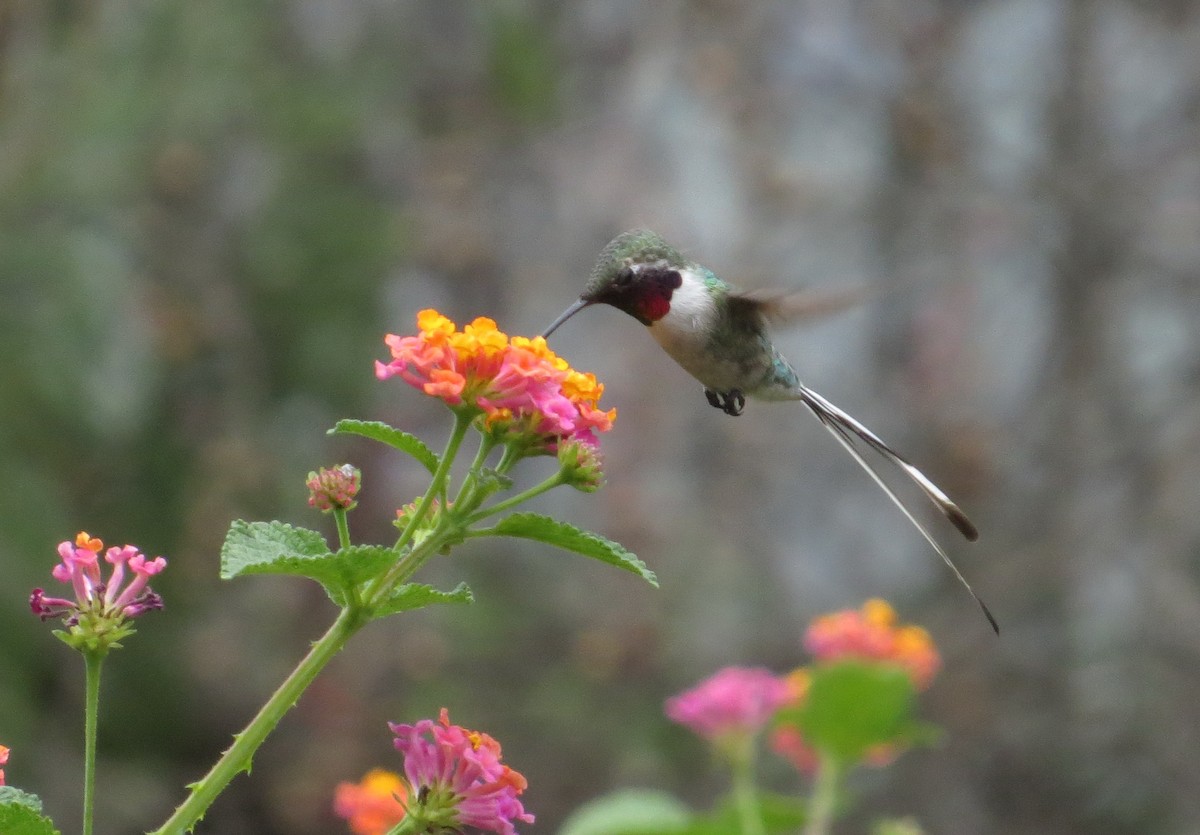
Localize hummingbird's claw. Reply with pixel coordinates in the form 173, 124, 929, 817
727, 390, 745, 416
704, 388, 745, 416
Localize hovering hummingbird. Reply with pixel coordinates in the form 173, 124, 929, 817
543, 229, 997, 633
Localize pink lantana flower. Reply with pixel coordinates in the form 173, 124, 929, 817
0, 744, 8, 786
665, 666, 791, 752
389, 708, 534, 835
376, 310, 614, 453
30, 532, 166, 651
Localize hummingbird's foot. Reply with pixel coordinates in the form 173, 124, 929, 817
704, 388, 745, 417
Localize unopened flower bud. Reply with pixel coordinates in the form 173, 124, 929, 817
307, 464, 362, 512
557, 436, 605, 492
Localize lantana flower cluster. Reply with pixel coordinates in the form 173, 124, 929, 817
376, 309, 615, 452
804, 598, 940, 690
665, 666, 791, 751
772, 599, 941, 772
333, 768, 407, 835
388, 708, 534, 835
666, 600, 941, 776
30, 532, 166, 649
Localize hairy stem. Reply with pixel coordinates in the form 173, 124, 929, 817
81, 649, 104, 835
149, 607, 366, 834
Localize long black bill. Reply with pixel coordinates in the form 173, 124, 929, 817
542, 297, 593, 339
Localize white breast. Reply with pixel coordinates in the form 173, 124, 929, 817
653, 267, 713, 334
647, 267, 720, 382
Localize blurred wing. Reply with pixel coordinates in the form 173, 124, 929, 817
732, 286, 868, 325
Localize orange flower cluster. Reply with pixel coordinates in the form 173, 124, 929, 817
804, 598, 940, 690
376, 310, 614, 448
771, 600, 942, 774
333, 769, 407, 835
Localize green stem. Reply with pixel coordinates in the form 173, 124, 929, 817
804, 753, 841, 835
730, 739, 765, 835
462, 469, 566, 527
491, 442, 522, 476
391, 411, 471, 555
362, 412, 473, 606
384, 813, 423, 835
333, 507, 352, 550
81, 649, 105, 835
449, 434, 499, 514
331, 507, 361, 609
149, 607, 367, 835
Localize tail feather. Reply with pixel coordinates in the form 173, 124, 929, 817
796, 385, 998, 634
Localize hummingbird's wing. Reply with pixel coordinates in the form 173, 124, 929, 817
795, 384, 998, 634
731, 286, 868, 325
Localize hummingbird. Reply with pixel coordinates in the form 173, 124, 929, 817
543, 229, 997, 633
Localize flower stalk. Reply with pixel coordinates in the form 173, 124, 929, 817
730, 736, 765, 835
368, 410, 474, 606
804, 753, 841, 835
150, 606, 367, 835
151, 310, 619, 833
81, 648, 103, 835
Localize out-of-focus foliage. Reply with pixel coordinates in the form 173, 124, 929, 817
2, 1, 1200, 833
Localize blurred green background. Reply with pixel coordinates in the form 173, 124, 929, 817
3, 1, 1200, 833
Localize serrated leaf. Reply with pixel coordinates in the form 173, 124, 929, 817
220, 520, 330, 580
487, 513, 657, 586
558, 789, 693, 835
236, 546, 401, 604
220, 521, 403, 604
372, 581, 474, 618
329, 419, 440, 474
0, 787, 61, 835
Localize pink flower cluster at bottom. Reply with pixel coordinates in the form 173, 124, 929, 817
390, 708, 534, 835
665, 666, 791, 742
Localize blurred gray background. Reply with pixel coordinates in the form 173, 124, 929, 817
2, 1, 1199, 833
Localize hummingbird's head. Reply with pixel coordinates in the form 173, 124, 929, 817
543, 230, 685, 338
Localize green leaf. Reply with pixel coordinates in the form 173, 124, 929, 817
487, 513, 657, 586
558, 789, 693, 835
871, 817, 926, 835
757, 792, 810, 834
220, 521, 403, 604
0, 787, 61, 835
474, 467, 514, 493
372, 581, 474, 618
701, 792, 807, 835
220, 520, 330, 580
329, 419, 440, 474
791, 661, 920, 764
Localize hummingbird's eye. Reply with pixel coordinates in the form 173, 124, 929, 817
613, 266, 635, 287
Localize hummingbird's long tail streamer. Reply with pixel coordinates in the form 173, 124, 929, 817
795, 385, 999, 634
